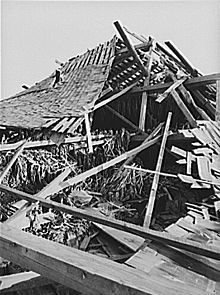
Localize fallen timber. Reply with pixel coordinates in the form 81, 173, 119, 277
0, 223, 209, 295
0, 19, 220, 295
0, 184, 220, 260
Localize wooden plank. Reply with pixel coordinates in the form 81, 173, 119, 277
121, 122, 164, 169
114, 21, 148, 76
84, 113, 93, 153
1, 184, 220, 259
87, 82, 136, 113
94, 223, 145, 251
171, 89, 197, 128
186, 151, 193, 175
164, 41, 199, 76
216, 80, 220, 124
131, 73, 220, 94
0, 272, 51, 293
139, 41, 156, 131
105, 105, 145, 133
0, 140, 27, 184
35, 135, 161, 198
67, 117, 84, 134
0, 223, 209, 295
36, 168, 71, 199
0, 134, 109, 151
52, 117, 69, 132
58, 117, 76, 133
125, 165, 177, 179
42, 118, 60, 128
197, 156, 212, 182
144, 112, 172, 228
156, 77, 187, 103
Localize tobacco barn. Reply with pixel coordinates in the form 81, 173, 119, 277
0, 21, 220, 295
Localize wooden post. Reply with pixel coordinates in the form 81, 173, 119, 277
216, 80, 220, 124
114, 21, 148, 76
171, 89, 197, 128
84, 113, 93, 153
143, 112, 172, 228
139, 41, 156, 131
0, 139, 27, 184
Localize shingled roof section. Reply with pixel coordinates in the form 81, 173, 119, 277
0, 36, 117, 129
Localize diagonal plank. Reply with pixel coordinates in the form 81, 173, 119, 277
143, 112, 172, 228
0, 139, 28, 184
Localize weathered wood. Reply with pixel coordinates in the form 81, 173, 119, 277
139, 41, 155, 131
164, 41, 199, 76
124, 165, 177, 178
131, 73, 220, 94
155, 77, 187, 103
143, 112, 172, 228
84, 113, 93, 153
114, 21, 148, 76
1, 184, 220, 260
0, 223, 209, 295
0, 272, 51, 293
216, 80, 220, 123
171, 89, 197, 128
0, 140, 27, 183
121, 122, 163, 170
35, 135, 161, 198
0, 134, 110, 151
89, 82, 136, 113
105, 105, 145, 133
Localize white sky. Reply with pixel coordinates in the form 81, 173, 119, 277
1, 1, 220, 99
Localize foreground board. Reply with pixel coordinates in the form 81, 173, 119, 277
0, 223, 210, 295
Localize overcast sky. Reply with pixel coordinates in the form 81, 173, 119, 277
1, 1, 220, 99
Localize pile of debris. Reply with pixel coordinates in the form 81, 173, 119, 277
0, 21, 220, 295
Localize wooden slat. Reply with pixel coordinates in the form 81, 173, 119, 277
131, 73, 220, 94
186, 152, 193, 175
0, 134, 109, 151
67, 117, 84, 134
0, 272, 51, 293
143, 112, 172, 228
0, 140, 27, 184
0, 223, 209, 295
139, 41, 155, 131
58, 117, 76, 133
84, 113, 93, 153
52, 117, 69, 132
114, 21, 148, 76
171, 89, 197, 128
41, 118, 60, 128
1, 185, 220, 260
155, 77, 187, 103
197, 156, 212, 182
216, 80, 220, 123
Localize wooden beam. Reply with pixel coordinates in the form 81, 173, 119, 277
83, 83, 136, 115
0, 140, 27, 183
143, 112, 172, 228
216, 80, 220, 124
0, 185, 220, 260
155, 77, 187, 103
131, 73, 220, 94
171, 89, 197, 128
105, 105, 145, 133
0, 135, 110, 151
0, 223, 209, 295
114, 21, 148, 76
164, 41, 199, 76
139, 41, 156, 131
84, 113, 93, 153
34, 135, 161, 198
0, 272, 51, 293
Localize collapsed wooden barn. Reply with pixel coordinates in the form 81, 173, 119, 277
0, 21, 220, 295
